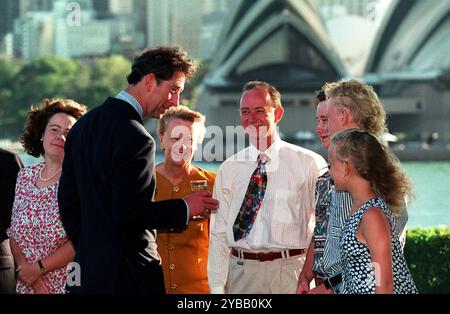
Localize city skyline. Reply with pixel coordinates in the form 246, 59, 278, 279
0, 0, 392, 64
0, 0, 234, 60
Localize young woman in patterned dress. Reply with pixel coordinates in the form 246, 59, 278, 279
7, 99, 86, 294
328, 128, 417, 294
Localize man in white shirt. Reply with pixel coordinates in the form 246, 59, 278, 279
208, 81, 327, 294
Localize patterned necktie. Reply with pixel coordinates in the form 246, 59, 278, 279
233, 153, 268, 241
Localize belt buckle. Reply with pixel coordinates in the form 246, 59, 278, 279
256, 252, 265, 262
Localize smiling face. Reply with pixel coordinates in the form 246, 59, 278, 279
160, 118, 198, 166
239, 88, 283, 149
316, 100, 330, 149
42, 112, 76, 163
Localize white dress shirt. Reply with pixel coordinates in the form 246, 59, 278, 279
208, 138, 328, 293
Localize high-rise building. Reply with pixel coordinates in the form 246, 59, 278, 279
18, 0, 54, 16
14, 0, 110, 60
92, 0, 112, 19
0, 0, 20, 39
67, 21, 111, 58
93, 0, 110, 12
109, 0, 134, 14
134, 0, 148, 43
203, 0, 233, 15
146, 0, 234, 59
0, 33, 14, 57
104, 0, 147, 53
15, 11, 54, 60
147, 0, 172, 47
171, 0, 203, 58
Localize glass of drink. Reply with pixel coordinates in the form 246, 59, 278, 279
190, 180, 208, 219
190, 180, 208, 192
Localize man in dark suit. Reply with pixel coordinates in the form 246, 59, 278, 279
58, 46, 219, 294
0, 148, 23, 294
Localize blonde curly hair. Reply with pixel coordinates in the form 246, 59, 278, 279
323, 79, 387, 137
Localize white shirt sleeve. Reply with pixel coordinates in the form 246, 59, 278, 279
208, 167, 231, 293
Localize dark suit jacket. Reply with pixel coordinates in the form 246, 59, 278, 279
0, 148, 22, 294
58, 98, 188, 294
0, 148, 23, 242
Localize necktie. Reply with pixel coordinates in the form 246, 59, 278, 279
233, 153, 268, 241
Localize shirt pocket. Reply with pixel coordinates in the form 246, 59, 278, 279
330, 225, 342, 240
272, 190, 299, 224
269, 190, 300, 245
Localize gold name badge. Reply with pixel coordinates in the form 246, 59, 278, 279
190, 180, 208, 192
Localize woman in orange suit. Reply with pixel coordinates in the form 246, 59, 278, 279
155, 105, 215, 294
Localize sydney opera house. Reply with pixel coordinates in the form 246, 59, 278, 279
197, 0, 450, 160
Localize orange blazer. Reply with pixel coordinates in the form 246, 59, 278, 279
155, 167, 215, 294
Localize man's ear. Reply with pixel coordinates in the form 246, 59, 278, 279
274, 106, 284, 124
341, 107, 353, 127
158, 133, 165, 150
143, 73, 157, 91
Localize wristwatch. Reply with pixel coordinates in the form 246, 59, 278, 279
38, 260, 47, 274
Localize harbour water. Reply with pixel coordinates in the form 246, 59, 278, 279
18, 153, 449, 229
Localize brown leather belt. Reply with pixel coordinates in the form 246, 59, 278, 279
231, 248, 306, 262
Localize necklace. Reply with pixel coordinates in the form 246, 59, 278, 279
39, 165, 62, 182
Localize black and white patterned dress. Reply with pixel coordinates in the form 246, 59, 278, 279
340, 197, 418, 294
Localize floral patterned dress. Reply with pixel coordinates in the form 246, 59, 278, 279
6, 162, 69, 294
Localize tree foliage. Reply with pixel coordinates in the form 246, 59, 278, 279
0, 58, 23, 131
0, 55, 131, 139
80, 55, 131, 107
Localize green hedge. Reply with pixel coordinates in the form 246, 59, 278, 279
404, 226, 450, 293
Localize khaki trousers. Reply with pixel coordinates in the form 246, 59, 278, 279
225, 252, 305, 294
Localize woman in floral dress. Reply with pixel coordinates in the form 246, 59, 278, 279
7, 98, 86, 294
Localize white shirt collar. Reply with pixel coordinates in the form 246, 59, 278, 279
248, 135, 282, 163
